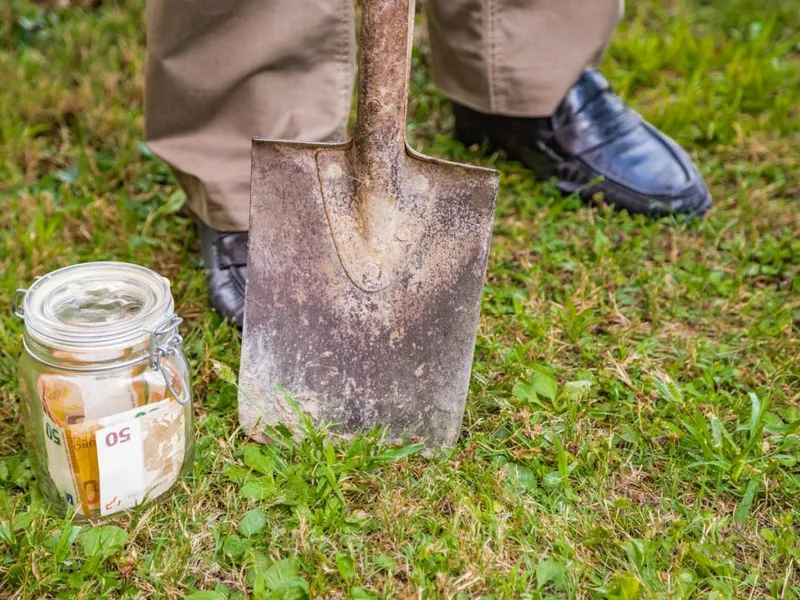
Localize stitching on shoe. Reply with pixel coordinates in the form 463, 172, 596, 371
574, 157, 708, 205
574, 146, 699, 197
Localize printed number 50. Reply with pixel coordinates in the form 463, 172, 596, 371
105, 427, 131, 447
45, 423, 61, 446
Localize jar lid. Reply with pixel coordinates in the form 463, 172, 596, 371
20, 262, 174, 352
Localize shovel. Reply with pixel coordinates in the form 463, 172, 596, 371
238, 0, 499, 449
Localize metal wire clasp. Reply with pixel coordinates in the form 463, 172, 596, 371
12, 277, 43, 318
148, 314, 189, 405
12, 289, 27, 318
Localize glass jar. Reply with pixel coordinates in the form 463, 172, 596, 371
13, 262, 194, 519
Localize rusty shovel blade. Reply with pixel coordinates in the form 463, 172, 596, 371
238, 0, 499, 449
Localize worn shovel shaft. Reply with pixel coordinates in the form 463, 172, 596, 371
353, 0, 413, 200
239, 0, 499, 449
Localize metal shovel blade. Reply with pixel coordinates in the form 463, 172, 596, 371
238, 0, 498, 449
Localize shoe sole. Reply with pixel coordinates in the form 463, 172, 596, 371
557, 179, 712, 218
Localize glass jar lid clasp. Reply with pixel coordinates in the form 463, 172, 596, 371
148, 314, 189, 405
12, 289, 26, 318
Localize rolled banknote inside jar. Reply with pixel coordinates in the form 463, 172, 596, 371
14, 262, 194, 518
38, 363, 185, 515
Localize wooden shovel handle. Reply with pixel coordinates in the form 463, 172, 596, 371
353, 0, 414, 201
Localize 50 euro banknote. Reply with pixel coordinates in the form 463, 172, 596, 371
38, 362, 166, 426
95, 399, 186, 516
38, 363, 185, 516
42, 397, 186, 516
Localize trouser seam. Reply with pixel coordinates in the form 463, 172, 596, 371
485, 0, 496, 112
335, 0, 354, 141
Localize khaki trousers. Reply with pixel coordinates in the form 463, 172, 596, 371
145, 0, 622, 231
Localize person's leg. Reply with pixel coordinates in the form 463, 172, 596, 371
145, 0, 356, 232
426, 0, 621, 117
145, 0, 355, 325
426, 0, 711, 217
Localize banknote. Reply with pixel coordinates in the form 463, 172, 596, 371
96, 400, 186, 516
36, 361, 184, 516
41, 409, 80, 510
39, 361, 180, 427
38, 375, 86, 425
64, 397, 174, 515
38, 371, 145, 425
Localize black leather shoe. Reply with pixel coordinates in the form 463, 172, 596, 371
198, 222, 248, 328
453, 69, 712, 217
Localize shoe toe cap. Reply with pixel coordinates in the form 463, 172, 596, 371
580, 122, 712, 216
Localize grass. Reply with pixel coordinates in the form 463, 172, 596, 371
1, 0, 799, 597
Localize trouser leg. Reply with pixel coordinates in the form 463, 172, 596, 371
145, 0, 356, 231
426, 0, 623, 117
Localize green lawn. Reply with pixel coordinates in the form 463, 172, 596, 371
1, 0, 799, 598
